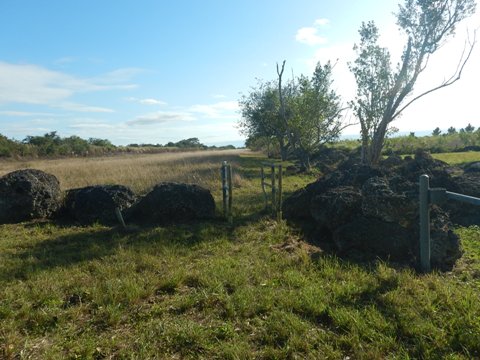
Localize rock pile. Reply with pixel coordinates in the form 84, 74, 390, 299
62, 185, 137, 225
0, 168, 216, 226
283, 151, 474, 270
126, 182, 216, 225
0, 169, 61, 223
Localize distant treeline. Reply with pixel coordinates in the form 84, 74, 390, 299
249, 125, 480, 158
337, 126, 480, 155
0, 132, 236, 159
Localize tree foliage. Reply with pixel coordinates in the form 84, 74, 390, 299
239, 61, 346, 168
350, 0, 476, 165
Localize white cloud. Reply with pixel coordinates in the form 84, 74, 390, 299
127, 111, 196, 126
189, 101, 239, 118
314, 18, 330, 27
0, 62, 139, 111
70, 122, 116, 129
0, 110, 57, 117
212, 94, 227, 99
55, 102, 115, 113
126, 97, 167, 106
139, 98, 167, 106
296, 18, 330, 46
296, 27, 328, 46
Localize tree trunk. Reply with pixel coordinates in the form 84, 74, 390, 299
369, 119, 389, 165
279, 138, 288, 161
299, 150, 311, 172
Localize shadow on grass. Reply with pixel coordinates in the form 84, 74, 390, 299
1, 205, 276, 284
1, 221, 216, 282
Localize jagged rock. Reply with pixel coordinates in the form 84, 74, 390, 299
332, 217, 413, 262
126, 182, 215, 224
361, 177, 416, 225
429, 207, 463, 271
310, 186, 362, 229
464, 161, 480, 173
0, 169, 61, 223
284, 153, 464, 270
444, 173, 480, 226
63, 185, 137, 225
380, 154, 403, 168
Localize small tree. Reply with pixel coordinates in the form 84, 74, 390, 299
350, 0, 476, 165
239, 79, 292, 160
465, 123, 475, 133
282, 61, 346, 169
432, 127, 442, 136
240, 61, 347, 169
447, 126, 457, 134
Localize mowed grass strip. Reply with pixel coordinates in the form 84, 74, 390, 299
0, 151, 479, 359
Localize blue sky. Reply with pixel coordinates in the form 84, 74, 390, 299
0, 0, 478, 146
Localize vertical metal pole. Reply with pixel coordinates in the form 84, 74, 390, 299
419, 175, 431, 273
277, 164, 283, 221
228, 164, 233, 223
261, 166, 268, 210
222, 161, 228, 220
114, 207, 126, 229
271, 165, 276, 214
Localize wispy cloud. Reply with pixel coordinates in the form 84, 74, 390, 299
189, 101, 239, 118
314, 18, 330, 26
127, 111, 196, 126
126, 97, 168, 106
55, 102, 115, 113
296, 18, 330, 46
70, 122, 116, 129
0, 110, 58, 117
0, 61, 139, 111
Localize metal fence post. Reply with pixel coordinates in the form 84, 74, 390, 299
277, 164, 283, 221
227, 164, 233, 223
271, 164, 276, 215
419, 174, 431, 273
221, 161, 229, 220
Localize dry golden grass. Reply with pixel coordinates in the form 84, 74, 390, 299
0, 149, 248, 194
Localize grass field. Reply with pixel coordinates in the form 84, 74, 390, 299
1, 150, 479, 359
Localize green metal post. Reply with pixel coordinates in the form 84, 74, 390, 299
222, 161, 229, 220
261, 166, 268, 210
277, 164, 283, 221
271, 164, 276, 214
228, 164, 233, 223
419, 175, 431, 272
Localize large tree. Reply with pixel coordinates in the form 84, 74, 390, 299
279, 61, 346, 169
350, 0, 476, 165
239, 61, 346, 169
239, 79, 292, 160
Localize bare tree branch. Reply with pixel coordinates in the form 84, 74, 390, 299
392, 29, 476, 120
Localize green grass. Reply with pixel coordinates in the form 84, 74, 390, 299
1, 153, 479, 359
432, 151, 480, 166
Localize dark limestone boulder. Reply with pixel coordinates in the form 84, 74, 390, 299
444, 173, 480, 226
310, 186, 362, 229
398, 150, 460, 190
63, 185, 137, 225
429, 207, 463, 271
464, 161, 480, 173
361, 177, 416, 225
283, 159, 463, 270
380, 154, 403, 168
126, 182, 215, 224
0, 169, 61, 223
332, 217, 414, 262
